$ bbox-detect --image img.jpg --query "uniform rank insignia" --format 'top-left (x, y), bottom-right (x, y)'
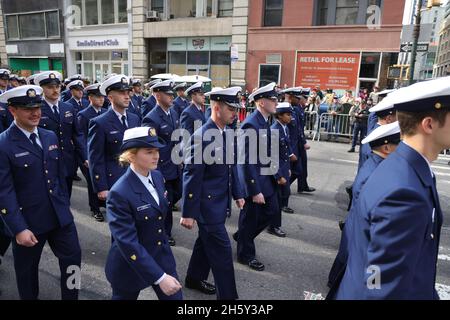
top-left (110, 131), bottom-right (119, 134)
top-left (15, 152), bottom-right (30, 158)
top-left (64, 112), bottom-right (73, 118)
top-left (137, 204), bottom-right (152, 212)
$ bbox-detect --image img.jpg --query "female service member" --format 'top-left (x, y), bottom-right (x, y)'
top-left (105, 126), bottom-right (183, 300)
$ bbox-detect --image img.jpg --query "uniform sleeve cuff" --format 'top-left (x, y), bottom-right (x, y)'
top-left (154, 273), bottom-right (167, 285)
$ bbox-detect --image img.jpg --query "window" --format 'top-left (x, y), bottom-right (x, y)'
top-left (317, 0), bottom-right (328, 25)
top-left (188, 52), bottom-right (209, 65)
top-left (218, 0), bottom-right (233, 17)
top-left (151, 0), bottom-right (164, 13)
top-left (316, 0), bottom-right (382, 26)
top-left (118, 0), bottom-right (128, 23)
top-left (6, 10), bottom-right (60, 40)
top-left (6, 15), bottom-right (19, 39)
top-left (207, 0), bottom-right (213, 17)
top-left (102, 0), bottom-right (115, 24)
top-left (46, 11), bottom-right (60, 37)
top-left (211, 51), bottom-right (230, 65)
top-left (171, 0), bottom-right (196, 19)
top-left (335, 0), bottom-right (359, 25)
top-left (72, 0), bottom-right (127, 25)
top-left (360, 52), bottom-right (380, 79)
top-left (259, 64), bottom-right (281, 87)
top-left (19, 13), bottom-right (46, 39)
top-left (264, 0), bottom-right (283, 27)
top-left (85, 0), bottom-right (99, 25)
top-left (169, 52), bottom-right (187, 64)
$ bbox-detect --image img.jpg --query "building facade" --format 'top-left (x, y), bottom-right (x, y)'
top-left (246, 0), bottom-right (406, 94)
top-left (0, 1), bottom-right (7, 66)
top-left (433, 1), bottom-right (450, 78)
top-left (64, 0), bottom-right (130, 82)
top-left (1, 0), bottom-right (66, 76)
top-left (131, 0), bottom-right (249, 87)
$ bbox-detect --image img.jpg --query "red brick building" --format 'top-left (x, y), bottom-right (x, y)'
top-left (246, 0), bottom-right (406, 94)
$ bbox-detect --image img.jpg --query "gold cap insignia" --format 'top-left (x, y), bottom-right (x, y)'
top-left (49, 73), bottom-right (56, 79)
top-left (27, 89), bottom-right (36, 98)
top-left (148, 128), bottom-right (157, 137)
top-left (130, 254), bottom-right (137, 261)
top-left (435, 103), bottom-right (442, 109)
top-left (121, 77), bottom-right (128, 84)
top-left (1, 209), bottom-right (6, 215)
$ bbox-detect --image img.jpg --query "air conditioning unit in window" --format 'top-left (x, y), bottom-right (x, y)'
top-left (146, 10), bottom-right (160, 21)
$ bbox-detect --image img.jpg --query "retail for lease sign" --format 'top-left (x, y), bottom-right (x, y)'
top-left (295, 52), bottom-right (361, 91)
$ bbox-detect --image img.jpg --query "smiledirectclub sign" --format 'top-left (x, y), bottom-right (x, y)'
top-left (76, 39), bottom-right (120, 47)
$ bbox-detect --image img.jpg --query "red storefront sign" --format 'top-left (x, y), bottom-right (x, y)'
top-left (295, 52), bottom-right (361, 91)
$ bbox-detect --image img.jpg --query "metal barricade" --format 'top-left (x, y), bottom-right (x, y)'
top-left (314, 113), bottom-right (353, 141)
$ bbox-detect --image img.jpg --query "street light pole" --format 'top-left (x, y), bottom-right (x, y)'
top-left (409, 0), bottom-right (423, 85)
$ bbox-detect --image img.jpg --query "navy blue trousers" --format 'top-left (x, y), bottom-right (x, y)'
top-left (164, 178), bottom-right (182, 238)
top-left (11, 222), bottom-right (81, 300)
top-left (80, 165), bottom-right (105, 212)
top-left (270, 184), bottom-right (290, 229)
top-left (186, 223), bottom-right (238, 300)
top-left (237, 193), bottom-right (278, 263)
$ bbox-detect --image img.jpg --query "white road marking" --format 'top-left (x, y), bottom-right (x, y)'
top-left (438, 254), bottom-right (450, 262)
top-left (436, 283), bottom-right (450, 300)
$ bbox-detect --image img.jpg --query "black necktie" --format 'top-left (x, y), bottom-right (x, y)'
top-left (121, 115), bottom-right (128, 129)
top-left (148, 178), bottom-right (156, 188)
top-left (30, 133), bottom-right (43, 154)
top-left (53, 105), bottom-right (60, 119)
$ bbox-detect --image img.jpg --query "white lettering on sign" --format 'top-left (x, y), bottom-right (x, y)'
top-left (76, 39), bottom-right (120, 48)
top-left (299, 56), bottom-right (357, 64)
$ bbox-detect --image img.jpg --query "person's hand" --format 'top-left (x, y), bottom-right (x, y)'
top-left (252, 193), bottom-right (265, 204)
top-left (159, 275), bottom-right (182, 296)
top-left (235, 199), bottom-right (245, 209)
top-left (305, 144), bottom-right (311, 151)
top-left (180, 218), bottom-right (196, 230)
top-left (16, 229), bottom-right (38, 247)
top-left (98, 190), bottom-right (108, 201)
top-left (278, 177), bottom-right (287, 185)
top-left (290, 155), bottom-right (298, 162)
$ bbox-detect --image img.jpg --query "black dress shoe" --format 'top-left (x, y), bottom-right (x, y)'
top-left (238, 258), bottom-right (265, 271)
top-left (168, 237), bottom-right (176, 246)
top-left (185, 277), bottom-right (216, 295)
top-left (282, 207), bottom-right (294, 214)
top-left (347, 148), bottom-right (355, 153)
top-left (232, 232), bottom-right (238, 242)
top-left (338, 220), bottom-right (345, 231)
top-left (302, 187), bottom-right (316, 193)
top-left (73, 175), bottom-right (82, 182)
top-left (267, 227), bottom-right (286, 238)
top-left (92, 211), bottom-right (104, 222)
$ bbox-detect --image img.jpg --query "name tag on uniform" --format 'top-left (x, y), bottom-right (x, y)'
top-left (64, 112), bottom-right (73, 118)
top-left (41, 116), bottom-right (49, 120)
top-left (137, 204), bottom-right (152, 212)
top-left (109, 131), bottom-right (119, 134)
top-left (15, 152), bottom-right (30, 158)
top-left (49, 145), bottom-right (58, 151)
top-left (161, 125), bottom-right (168, 129)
